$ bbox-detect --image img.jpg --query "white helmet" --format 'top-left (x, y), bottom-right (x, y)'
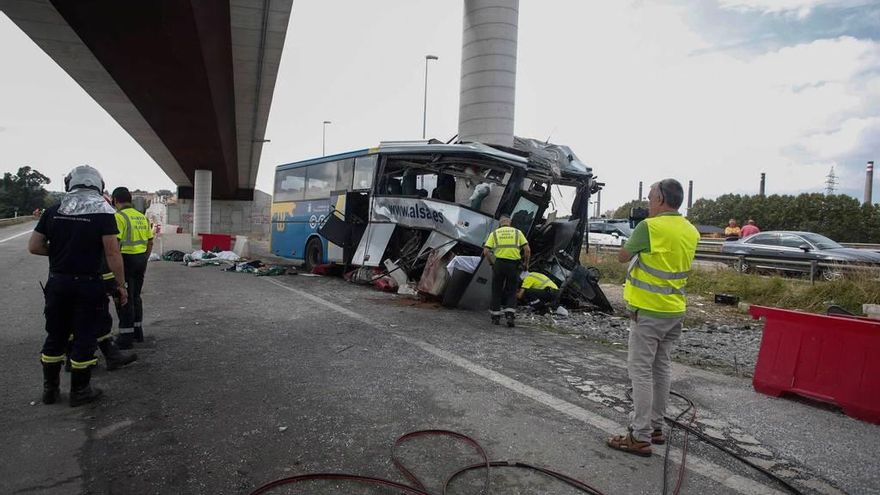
top-left (64, 165), bottom-right (104, 192)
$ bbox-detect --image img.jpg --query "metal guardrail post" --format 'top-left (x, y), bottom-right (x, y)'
top-left (810, 260), bottom-right (818, 284)
top-left (737, 255), bottom-right (745, 273)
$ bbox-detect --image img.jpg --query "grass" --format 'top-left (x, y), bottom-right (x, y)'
top-left (581, 252), bottom-right (880, 314)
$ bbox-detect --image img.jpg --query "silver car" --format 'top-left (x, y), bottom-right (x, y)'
top-left (720, 231), bottom-right (880, 279)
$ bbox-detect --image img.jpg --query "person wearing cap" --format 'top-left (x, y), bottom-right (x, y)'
top-left (517, 271), bottom-right (559, 315)
top-left (483, 214), bottom-right (530, 327)
top-left (111, 187), bottom-right (154, 349)
top-left (28, 165), bottom-right (128, 407)
top-left (606, 179), bottom-right (699, 457)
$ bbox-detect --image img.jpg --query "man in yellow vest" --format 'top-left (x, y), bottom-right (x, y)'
top-left (483, 214), bottom-right (530, 327)
top-left (112, 187), bottom-right (154, 349)
top-left (607, 179), bottom-right (699, 458)
top-left (517, 271), bottom-right (559, 315)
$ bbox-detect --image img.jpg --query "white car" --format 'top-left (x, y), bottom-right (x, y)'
top-left (588, 220), bottom-right (632, 247)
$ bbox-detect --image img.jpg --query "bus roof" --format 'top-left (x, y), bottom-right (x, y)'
top-left (274, 139), bottom-right (592, 183)
top-left (276, 148), bottom-right (373, 171)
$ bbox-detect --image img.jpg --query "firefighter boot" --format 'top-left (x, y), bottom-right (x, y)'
top-left (69, 368), bottom-right (103, 407)
top-left (115, 332), bottom-right (134, 350)
top-left (491, 315), bottom-right (501, 325)
top-left (42, 362), bottom-right (62, 405)
top-left (506, 312), bottom-right (516, 328)
top-left (133, 325), bottom-right (144, 343)
top-left (99, 339), bottom-right (138, 371)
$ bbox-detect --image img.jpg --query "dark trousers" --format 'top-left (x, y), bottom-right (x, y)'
top-left (41, 275), bottom-right (105, 368)
top-left (116, 253), bottom-right (148, 333)
top-left (98, 296), bottom-right (114, 341)
top-left (491, 259), bottom-right (520, 313)
top-left (522, 288), bottom-right (560, 314)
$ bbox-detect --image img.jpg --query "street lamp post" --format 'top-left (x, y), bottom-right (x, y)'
top-left (322, 120), bottom-right (332, 156)
top-left (422, 55), bottom-right (439, 139)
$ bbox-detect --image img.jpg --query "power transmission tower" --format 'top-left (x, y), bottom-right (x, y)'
top-left (825, 166), bottom-right (838, 195)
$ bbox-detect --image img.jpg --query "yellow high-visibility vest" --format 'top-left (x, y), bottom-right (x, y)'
top-left (521, 272), bottom-right (558, 291)
top-left (623, 215), bottom-right (699, 314)
top-left (116, 207), bottom-right (153, 255)
top-left (485, 226), bottom-right (527, 260)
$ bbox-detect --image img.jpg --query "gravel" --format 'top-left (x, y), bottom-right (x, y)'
top-left (530, 310), bottom-right (764, 377)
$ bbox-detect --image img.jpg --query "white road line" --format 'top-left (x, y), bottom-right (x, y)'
top-left (265, 278), bottom-right (785, 495)
top-left (0, 229), bottom-right (32, 244)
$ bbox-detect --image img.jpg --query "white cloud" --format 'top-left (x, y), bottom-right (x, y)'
top-left (718, 0), bottom-right (872, 18)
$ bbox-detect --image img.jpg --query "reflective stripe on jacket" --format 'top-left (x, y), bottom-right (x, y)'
top-left (485, 226), bottom-right (527, 260)
top-left (623, 215), bottom-right (700, 314)
top-left (116, 207), bottom-right (153, 255)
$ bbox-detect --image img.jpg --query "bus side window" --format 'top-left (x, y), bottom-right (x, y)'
top-left (275, 167), bottom-right (305, 202)
top-left (336, 159), bottom-right (354, 192)
top-left (353, 155), bottom-right (377, 191)
top-left (305, 161), bottom-right (337, 200)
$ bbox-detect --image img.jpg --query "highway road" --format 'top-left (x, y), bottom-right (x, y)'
top-left (0, 221), bottom-right (873, 495)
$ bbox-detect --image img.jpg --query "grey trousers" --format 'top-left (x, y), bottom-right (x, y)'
top-left (627, 313), bottom-right (683, 442)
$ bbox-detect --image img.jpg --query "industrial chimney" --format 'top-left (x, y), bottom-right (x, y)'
top-left (458, 0), bottom-right (519, 146)
top-left (687, 180), bottom-right (693, 210)
top-left (865, 161), bottom-right (874, 205)
top-left (759, 172), bottom-right (766, 197)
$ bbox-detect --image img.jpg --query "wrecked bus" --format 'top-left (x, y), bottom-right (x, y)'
top-left (271, 138), bottom-right (612, 312)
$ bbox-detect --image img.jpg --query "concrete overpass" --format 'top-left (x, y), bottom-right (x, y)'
top-left (1, 0), bottom-right (292, 232)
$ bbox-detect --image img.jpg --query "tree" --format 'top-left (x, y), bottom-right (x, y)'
top-left (686, 192), bottom-right (877, 243)
top-left (0, 166), bottom-right (51, 217)
top-left (612, 200), bottom-right (647, 219)
top-left (155, 189), bottom-right (174, 198)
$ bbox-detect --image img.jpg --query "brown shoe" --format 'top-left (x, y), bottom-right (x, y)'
top-left (607, 432), bottom-right (652, 457)
top-left (651, 429), bottom-right (666, 445)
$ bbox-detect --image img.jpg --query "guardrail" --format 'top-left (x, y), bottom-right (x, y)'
top-left (697, 238), bottom-right (880, 251)
top-left (585, 242), bottom-right (880, 283)
top-left (0, 217), bottom-right (33, 228)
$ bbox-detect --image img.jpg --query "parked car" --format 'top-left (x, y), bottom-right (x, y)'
top-left (588, 220), bottom-right (632, 247)
top-left (720, 231), bottom-right (880, 279)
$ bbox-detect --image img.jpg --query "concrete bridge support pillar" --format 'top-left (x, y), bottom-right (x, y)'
top-left (458, 0), bottom-right (519, 147)
top-left (193, 169), bottom-right (212, 235)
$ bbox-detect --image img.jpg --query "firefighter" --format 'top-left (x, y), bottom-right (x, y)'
top-left (29, 165), bottom-right (128, 407)
top-left (111, 187), bottom-right (154, 349)
top-left (483, 214), bottom-right (531, 327)
top-left (517, 271), bottom-right (559, 315)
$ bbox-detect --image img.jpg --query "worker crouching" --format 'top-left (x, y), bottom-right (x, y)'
top-left (517, 271), bottom-right (559, 315)
top-left (483, 214), bottom-right (531, 327)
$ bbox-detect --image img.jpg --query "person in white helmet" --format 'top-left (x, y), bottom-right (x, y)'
top-left (28, 165), bottom-right (128, 407)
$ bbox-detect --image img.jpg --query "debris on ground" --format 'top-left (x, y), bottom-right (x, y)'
top-left (160, 249), bottom-right (293, 276)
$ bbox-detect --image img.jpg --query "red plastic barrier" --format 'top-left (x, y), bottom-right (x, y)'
top-left (750, 305), bottom-right (880, 424)
top-left (200, 233), bottom-right (234, 252)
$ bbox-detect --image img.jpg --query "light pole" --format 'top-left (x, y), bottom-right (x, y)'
top-left (422, 55), bottom-right (439, 139)
top-left (322, 120), bottom-right (332, 156)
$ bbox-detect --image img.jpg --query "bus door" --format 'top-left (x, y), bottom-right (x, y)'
top-left (318, 190), bottom-right (370, 265)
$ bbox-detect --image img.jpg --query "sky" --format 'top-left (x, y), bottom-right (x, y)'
top-left (1, 0), bottom-right (879, 215)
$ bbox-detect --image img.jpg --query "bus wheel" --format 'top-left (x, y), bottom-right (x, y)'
top-left (304, 238), bottom-right (323, 273)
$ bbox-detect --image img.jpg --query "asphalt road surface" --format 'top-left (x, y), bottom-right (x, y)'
top-left (1, 221), bottom-right (876, 495)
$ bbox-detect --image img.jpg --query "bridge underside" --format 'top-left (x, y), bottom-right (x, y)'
top-left (2, 0), bottom-right (291, 200)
